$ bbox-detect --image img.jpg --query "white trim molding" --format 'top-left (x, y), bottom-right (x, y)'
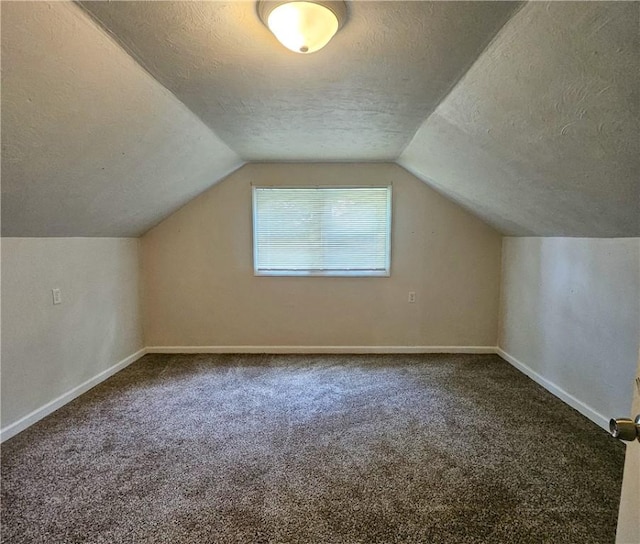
top-left (145, 345), bottom-right (497, 355)
top-left (0, 348), bottom-right (147, 443)
top-left (496, 347), bottom-right (609, 431)
top-left (2, 346), bottom-right (609, 442)
top-left (0, 345), bottom-right (494, 441)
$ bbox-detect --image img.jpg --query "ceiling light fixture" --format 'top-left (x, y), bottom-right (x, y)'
top-left (257, 1), bottom-right (347, 54)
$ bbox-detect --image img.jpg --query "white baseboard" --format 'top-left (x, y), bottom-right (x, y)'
top-left (0, 348), bottom-right (147, 443)
top-left (495, 347), bottom-right (609, 431)
top-left (0, 345), bottom-right (494, 441)
top-left (3, 346), bottom-right (607, 441)
top-left (145, 345), bottom-right (498, 354)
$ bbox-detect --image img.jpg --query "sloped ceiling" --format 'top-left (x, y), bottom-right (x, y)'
top-left (2, 1), bottom-right (638, 238)
top-left (79, 1), bottom-right (519, 161)
top-left (399, 1), bottom-right (640, 237)
top-left (1, 1), bottom-right (242, 237)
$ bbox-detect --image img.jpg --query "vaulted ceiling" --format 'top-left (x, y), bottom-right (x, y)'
top-left (2, 1), bottom-right (638, 237)
top-left (400, 1), bottom-right (639, 236)
top-left (77, 0), bottom-right (519, 161)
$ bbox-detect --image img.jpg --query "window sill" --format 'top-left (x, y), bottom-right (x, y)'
top-left (254, 270), bottom-right (390, 277)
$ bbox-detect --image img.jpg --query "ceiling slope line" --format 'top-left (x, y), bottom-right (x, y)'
top-left (398, 1), bottom-right (640, 237)
top-left (395, 1), bottom-right (527, 160)
top-left (2, 1), bottom-right (245, 237)
top-left (138, 161), bottom-right (246, 238)
top-left (77, 1), bottom-right (527, 162)
top-left (393, 164), bottom-right (516, 236)
top-left (73, 0), bottom-right (243, 162)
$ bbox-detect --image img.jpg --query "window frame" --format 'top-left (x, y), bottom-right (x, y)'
top-left (252, 185), bottom-right (392, 277)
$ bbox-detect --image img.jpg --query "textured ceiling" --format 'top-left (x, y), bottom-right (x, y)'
top-left (79, 1), bottom-right (520, 161)
top-left (1, 2), bottom-right (243, 236)
top-left (400, 1), bottom-right (640, 237)
top-left (2, 1), bottom-right (638, 238)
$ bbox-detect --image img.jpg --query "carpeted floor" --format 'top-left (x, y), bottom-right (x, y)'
top-left (1, 353), bottom-right (626, 543)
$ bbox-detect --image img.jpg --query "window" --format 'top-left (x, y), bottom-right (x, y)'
top-left (253, 186), bottom-right (392, 276)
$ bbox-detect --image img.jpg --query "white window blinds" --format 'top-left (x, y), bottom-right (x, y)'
top-left (253, 186), bottom-right (392, 276)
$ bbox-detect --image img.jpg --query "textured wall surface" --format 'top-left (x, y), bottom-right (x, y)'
top-left (141, 163), bottom-right (502, 348)
top-left (499, 237), bottom-right (640, 422)
top-left (1, 2), bottom-right (242, 237)
top-left (1, 238), bottom-right (143, 429)
top-left (80, 1), bottom-right (519, 161)
top-left (401, 1), bottom-right (640, 237)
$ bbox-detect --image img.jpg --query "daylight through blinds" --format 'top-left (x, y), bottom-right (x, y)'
top-left (253, 187), bottom-right (391, 275)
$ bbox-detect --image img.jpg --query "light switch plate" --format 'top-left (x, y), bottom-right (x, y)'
top-left (52, 288), bottom-right (62, 305)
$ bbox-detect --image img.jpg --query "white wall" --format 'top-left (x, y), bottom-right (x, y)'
top-left (499, 237), bottom-right (640, 428)
top-left (141, 163), bottom-right (502, 350)
top-left (1, 238), bottom-right (144, 438)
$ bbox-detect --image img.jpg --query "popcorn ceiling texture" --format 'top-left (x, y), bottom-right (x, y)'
top-left (400, 1), bottom-right (640, 237)
top-left (0, 2), bottom-right (242, 237)
top-left (1, 1), bottom-right (637, 237)
top-left (79, 1), bottom-right (520, 162)
top-left (1, 353), bottom-right (625, 543)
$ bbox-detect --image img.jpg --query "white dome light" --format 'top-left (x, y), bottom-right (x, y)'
top-left (258, 1), bottom-right (347, 54)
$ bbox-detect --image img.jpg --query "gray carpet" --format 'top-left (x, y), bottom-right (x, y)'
top-left (1, 354), bottom-right (626, 543)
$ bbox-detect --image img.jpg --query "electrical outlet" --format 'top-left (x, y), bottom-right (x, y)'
top-left (408, 291), bottom-right (416, 303)
top-left (52, 288), bottom-right (62, 305)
